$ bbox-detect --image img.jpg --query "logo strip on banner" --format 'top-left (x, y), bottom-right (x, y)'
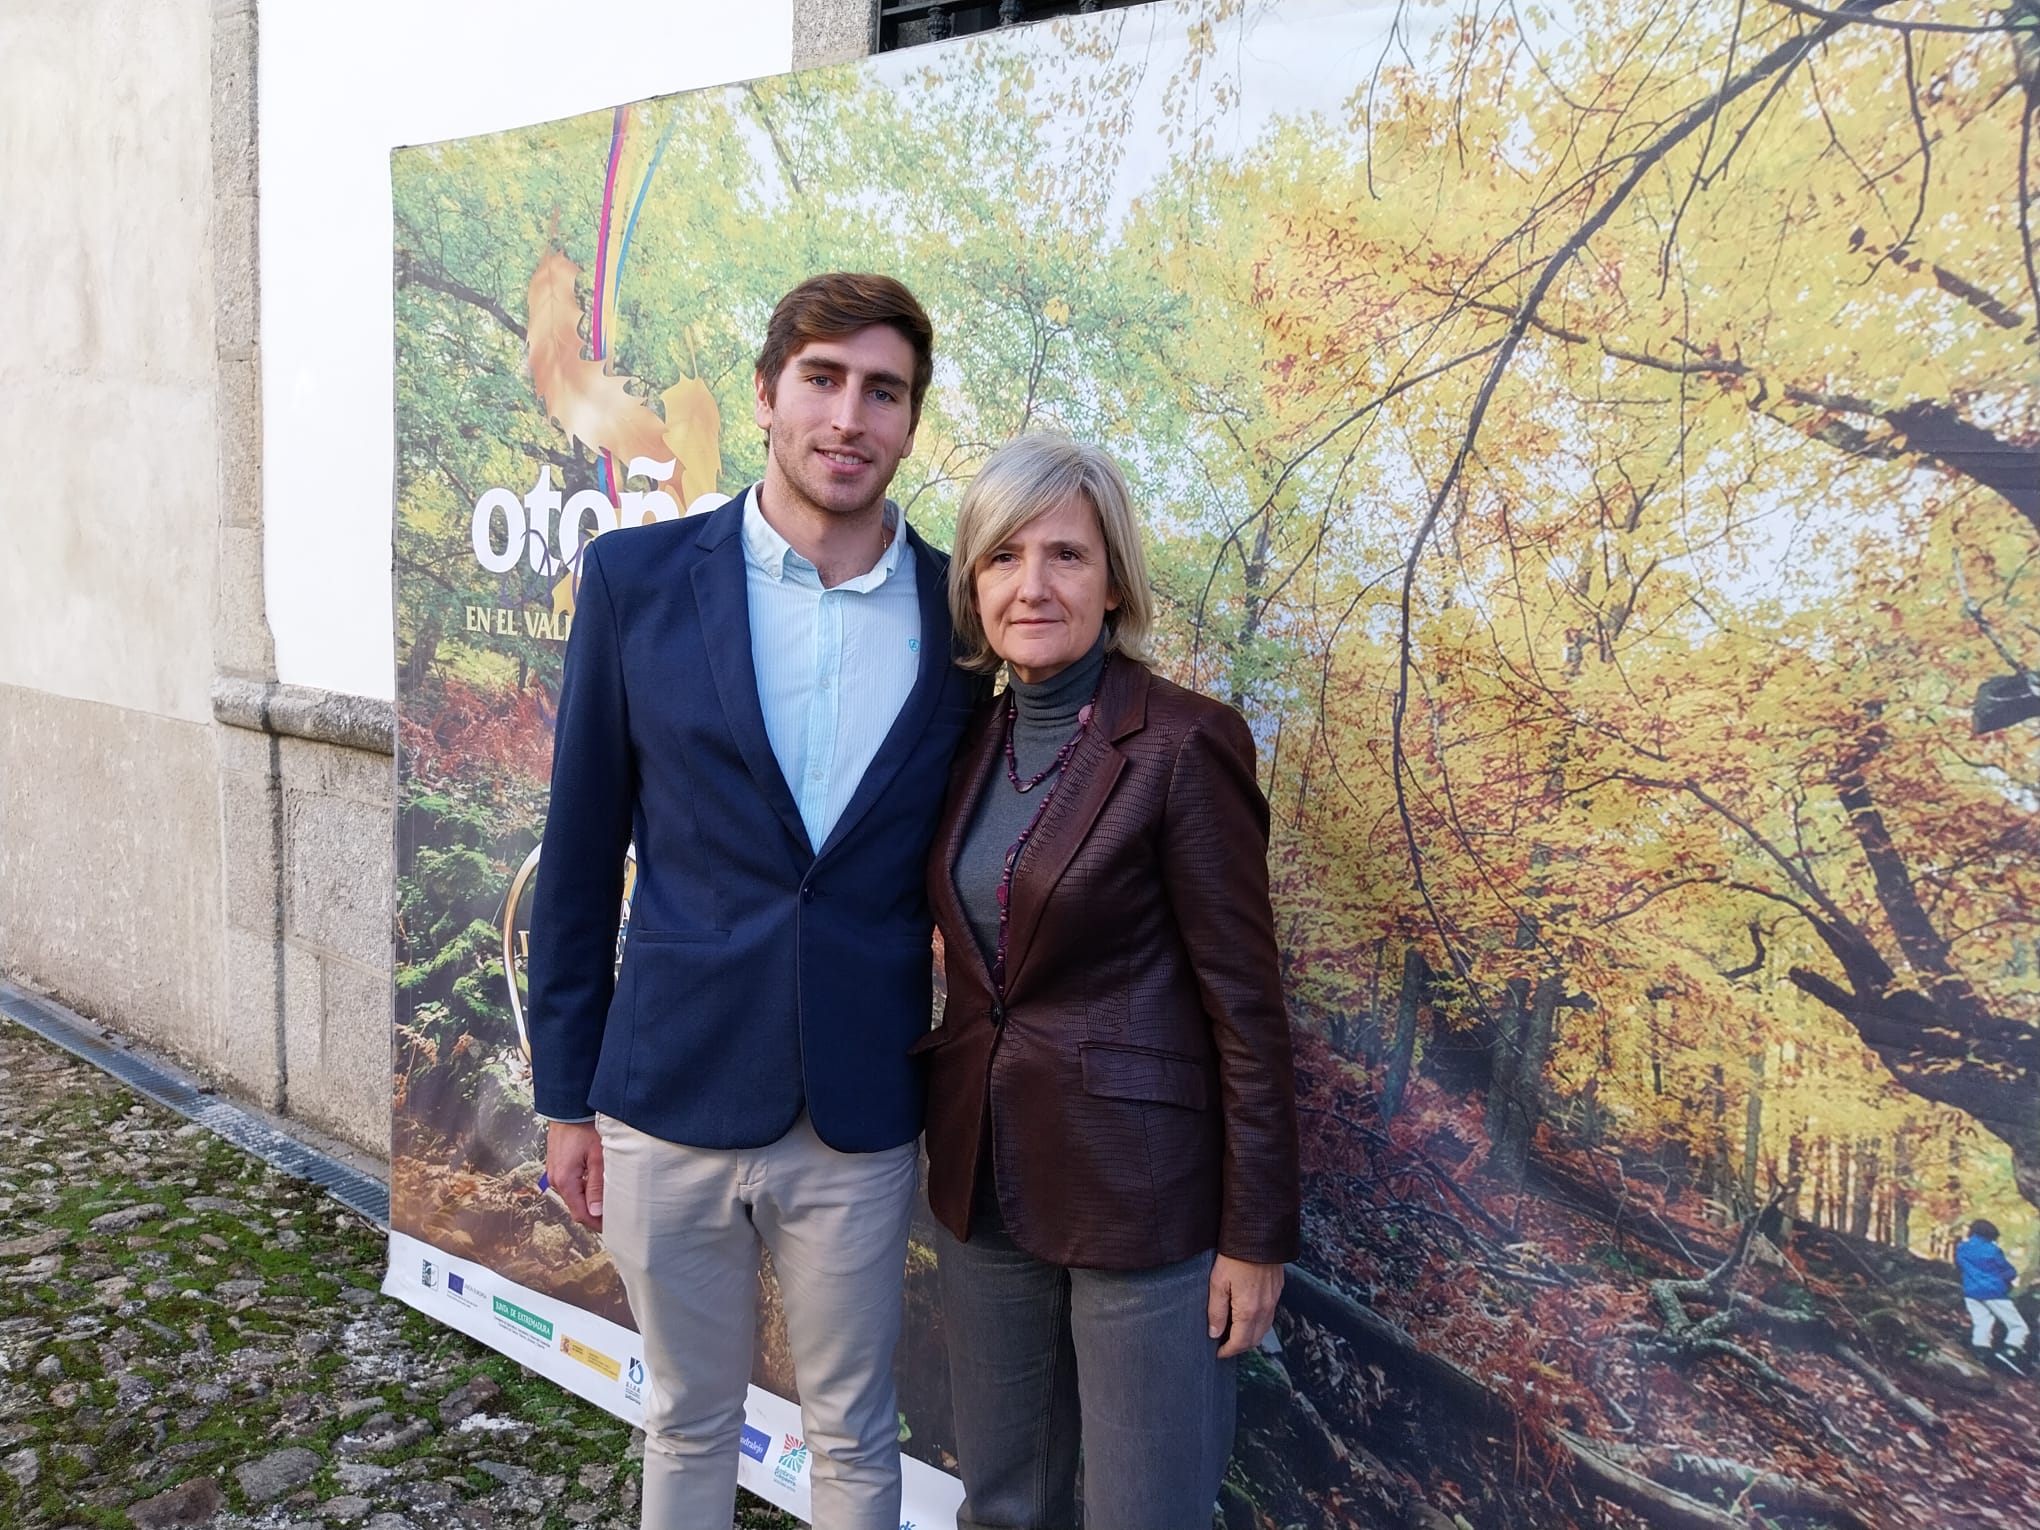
top-left (492, 1295), bottom-right (554, 1342)
top-left (561, 1334), bottom-right (621, 1381)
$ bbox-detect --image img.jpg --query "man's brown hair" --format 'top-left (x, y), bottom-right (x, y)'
top-left (755, 273), bottom-right (935, 425)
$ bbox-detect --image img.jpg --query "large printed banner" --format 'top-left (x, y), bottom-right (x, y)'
top-left (389, 2), bottom-right (2040, 1524)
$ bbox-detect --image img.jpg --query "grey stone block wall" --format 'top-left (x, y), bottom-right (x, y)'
top-left (212, 713), bottom-right (284, 1107)
top-left (211, 0), bottom-right (272, 685)
top-left (792, 0), bottom-right (876, 68)
top-left (0, 686), bottom-right (226, 1065)
top-left (199, 2), bottom-right (397, 1157)
top-left (0, 678), bottom-right (398, 1160)
top-left (212, 686), bottom-right (396, 1155)
top-left (280, 734), bottom-right (395, 1151)
top-left (205, 0), bottom-right (294, 1130)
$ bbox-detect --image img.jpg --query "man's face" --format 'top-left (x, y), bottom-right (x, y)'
top-left (754, 325), bottom-right (919, 521)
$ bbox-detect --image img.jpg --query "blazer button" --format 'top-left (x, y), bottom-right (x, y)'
top-left (802, 886), bottom-right (816, 903)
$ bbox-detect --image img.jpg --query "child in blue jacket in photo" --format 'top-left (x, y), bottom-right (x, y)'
top-left (1957, 1218), bottom-right (2030, 1375)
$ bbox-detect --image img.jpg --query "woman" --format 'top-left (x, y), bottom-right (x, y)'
top-left (913, 433), bottom-right (1300, 1529)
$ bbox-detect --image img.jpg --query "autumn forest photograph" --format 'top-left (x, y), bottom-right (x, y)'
top-left (390, 1), bottom-right (2040, 1524)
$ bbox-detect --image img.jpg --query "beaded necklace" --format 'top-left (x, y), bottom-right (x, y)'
top-left (989, 693), bottom-right (1096, 996)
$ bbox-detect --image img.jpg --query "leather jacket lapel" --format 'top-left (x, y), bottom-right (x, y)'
top-left (1001, 728), bottom-right (1125, 996)
top-left (1001, 656), bottom-right (1149, 994)
top-left (932, 699), bottom-right (1006, 996)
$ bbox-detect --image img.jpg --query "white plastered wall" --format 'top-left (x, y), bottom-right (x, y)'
top-left (260, 3), bottom-right (797, 701)
top-left (0, 0), bottom-right (220, 722)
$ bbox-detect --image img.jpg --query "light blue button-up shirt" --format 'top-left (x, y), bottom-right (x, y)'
top-left (741, 485), bottom-right (922, 851)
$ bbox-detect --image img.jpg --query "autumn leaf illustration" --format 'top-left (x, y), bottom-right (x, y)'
top-left (525, 250), bottom-right (721, 507)
top-left (660, 376), bottom-right (721, 509)
top-left (525, 250), bottom-right (726, 623)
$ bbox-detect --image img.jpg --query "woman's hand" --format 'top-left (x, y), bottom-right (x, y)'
top-left (1207, 1255), bottom-right (1284, 1358)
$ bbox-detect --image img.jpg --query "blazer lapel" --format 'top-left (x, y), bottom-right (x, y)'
top-left (689, 496), bottom-right (813, 861)
top-left (1000, 657), bottom-right (1148, 994)
top-left (817, 523), bottom-right (954, 859)
top-left (932, 700), bottom-right (1007, 995)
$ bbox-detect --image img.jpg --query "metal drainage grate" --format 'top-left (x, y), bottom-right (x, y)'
top-left (0, 978), bottom-right (389, 1227)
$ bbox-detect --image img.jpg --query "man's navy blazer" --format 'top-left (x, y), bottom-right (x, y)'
top-left (526, 491), bottom-right (981, 1153)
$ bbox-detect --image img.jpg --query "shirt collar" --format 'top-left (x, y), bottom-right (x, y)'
top-left (741, 484), bottom-right (907, 590)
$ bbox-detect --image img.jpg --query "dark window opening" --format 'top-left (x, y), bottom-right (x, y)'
top-left (878, 2), bottom-right (1143, 53)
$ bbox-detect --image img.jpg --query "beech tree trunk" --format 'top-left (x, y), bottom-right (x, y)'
top-left (1741, 1051), bottom-right (1764, 1216)
top-left (1487, 971), bottom-right (1563, 1185)
top-left (1893, 1132), bottom-right (1914, 1251)
top-left (1382, 946), bottom-right (1427, 1122)
top-left (1850, 1138), bottom-right (1879, 1240)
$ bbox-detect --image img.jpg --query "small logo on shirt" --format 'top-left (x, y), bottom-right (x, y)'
top-left (908, 638), bottom-right (921, 652)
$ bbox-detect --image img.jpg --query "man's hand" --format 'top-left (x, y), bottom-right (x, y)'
top-left (1208, 1254), bottom-right (1284, 1358)
top-left (546, 1121), bottom-right (605, 1232)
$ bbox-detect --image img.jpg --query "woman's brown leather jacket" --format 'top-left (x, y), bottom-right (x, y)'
top-left (914, 655), bottom-right (1301, 1271)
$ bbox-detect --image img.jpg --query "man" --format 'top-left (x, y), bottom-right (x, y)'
top-left (528, 273), bottom-right (979, 1530)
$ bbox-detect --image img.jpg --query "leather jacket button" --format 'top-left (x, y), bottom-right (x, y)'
top-left (990, 1003), bottom-right (1005, 1025)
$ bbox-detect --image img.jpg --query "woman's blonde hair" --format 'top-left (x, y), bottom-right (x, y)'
top-left (948, 433), bottom-right (1156, 674)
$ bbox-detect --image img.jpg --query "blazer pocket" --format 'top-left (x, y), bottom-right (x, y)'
top-left (1079, 1042), bottom-right (1210, 1111)
top-left (626, 926), bottom-right (730, 945)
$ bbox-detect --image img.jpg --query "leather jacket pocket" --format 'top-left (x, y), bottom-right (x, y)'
top-left (1078, 1041), bottom-right (1210, 1111)
top-left (908, 1023), bottom-right (964, 1056)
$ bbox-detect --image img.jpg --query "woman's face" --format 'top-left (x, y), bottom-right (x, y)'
top-left (974, 493), bottom-right (1121, 685)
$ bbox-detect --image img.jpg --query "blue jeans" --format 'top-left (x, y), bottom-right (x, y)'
top-left (934, 1221), bottom-right (1236, 1530)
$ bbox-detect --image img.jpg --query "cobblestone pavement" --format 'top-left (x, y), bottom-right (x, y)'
top-left (0, 1019), bottom-right (797, 1530)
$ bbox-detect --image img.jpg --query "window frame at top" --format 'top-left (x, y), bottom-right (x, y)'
top-left (875, 1), bottom-right (1139, 53)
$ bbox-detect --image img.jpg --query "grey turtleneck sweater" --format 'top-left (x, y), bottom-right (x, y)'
top-left (954, 632), bottom-right (1109, 974)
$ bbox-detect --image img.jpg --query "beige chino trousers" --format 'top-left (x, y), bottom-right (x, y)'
top-left (597, 1112), bottom-right (918, 1530)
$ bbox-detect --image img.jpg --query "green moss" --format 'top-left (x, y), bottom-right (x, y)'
top-left (0, 1026), bottom-right (802, 1529)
